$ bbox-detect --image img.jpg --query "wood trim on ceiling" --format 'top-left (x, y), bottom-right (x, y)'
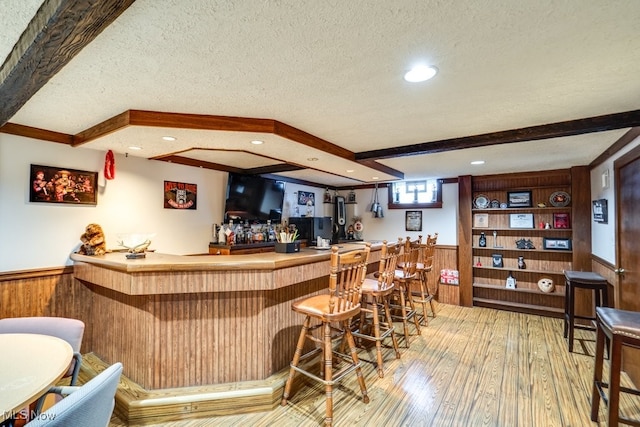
top-left (69, 109), bottom-right (403, 178)
top-left (0, 0), bottom-right (136, 127)
top-left (355, 110), bottom-right (640, 161)
top-left (0, 123), bottom-right (73, 144)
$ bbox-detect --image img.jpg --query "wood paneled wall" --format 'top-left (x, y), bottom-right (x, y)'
top-left (0, 268), bottom-right (94, 350)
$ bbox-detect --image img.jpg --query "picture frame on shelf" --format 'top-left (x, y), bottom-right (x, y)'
top-left (553, 212), bottom-right (570, 229)
top-left (509, 213), bottom-right (534, 229)
top-left (473, 213), bottom-right (489, 228)
top-left (507, 190), bottom-right (532, 208)
top-left (492, 253), bottom-right (503, 268)
top-left (543, 237), bottom-right (572, 251)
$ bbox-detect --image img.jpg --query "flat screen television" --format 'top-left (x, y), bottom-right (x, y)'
top-left (224, 173), bottom-right (285, 222)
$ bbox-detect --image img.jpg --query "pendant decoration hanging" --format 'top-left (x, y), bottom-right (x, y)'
top-left (104, 150), bottom-right (116, 180)
top-left (371, 184), bottom-right (383, 218)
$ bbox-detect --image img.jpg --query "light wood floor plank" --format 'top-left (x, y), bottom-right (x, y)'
top-left (109, 304), bottom-right (640, 426)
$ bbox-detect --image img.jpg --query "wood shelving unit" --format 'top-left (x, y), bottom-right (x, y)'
top-left (458, 167), bottom-right (591, 318)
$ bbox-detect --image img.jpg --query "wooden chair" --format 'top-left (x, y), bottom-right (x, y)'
top-left (351, 240), bottom-right (401, 377)
top-left (390, 237), bottom-right (421, 346)
top-left (410, 233), bottom-right (439, 325)
top-left (281, 243), bottom-right (371, 427)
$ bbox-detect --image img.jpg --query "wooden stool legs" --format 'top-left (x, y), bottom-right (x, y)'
top-left (281, 316), bottom-right (369, 427)
top-left (591, 307), bottom-right (640, 426)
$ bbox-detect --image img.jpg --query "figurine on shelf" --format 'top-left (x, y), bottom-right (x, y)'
top-left (323, 188), bottom-right (332, 203)
top-left (346, 224), bottom-right (355, 240)
top-left (518, 256), bottom-right (526, 269)
top-left (506, 272), bottom-right (517, 289)
top-left (475, 257), bottom-right (482, 267)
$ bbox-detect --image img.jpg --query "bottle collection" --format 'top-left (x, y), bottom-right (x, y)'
top-left (212, 220), bottom-right (280, 245)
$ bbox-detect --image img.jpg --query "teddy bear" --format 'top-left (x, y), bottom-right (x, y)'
top-left (77, 223), bottom-right (107, 256)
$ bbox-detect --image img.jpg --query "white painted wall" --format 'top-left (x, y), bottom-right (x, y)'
top-left (590, 134), bottom-right (640, 264)
top-left (0, 134), bottom-right (226, 271)
top-left (4, 130), bottom-right (630, 273)
top-left (281, 184), bottom-right (458, 245)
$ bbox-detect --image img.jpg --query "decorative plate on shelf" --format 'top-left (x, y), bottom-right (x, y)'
top-left (490, 199), bottom-right (500, 208)
top-left (549, 191), bottom-right (571, 207)
top-left (473, 194), bottom-right (490, 209)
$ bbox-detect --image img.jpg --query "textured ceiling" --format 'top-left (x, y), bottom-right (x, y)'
top-left (2, 0), bottom-right (640, 185)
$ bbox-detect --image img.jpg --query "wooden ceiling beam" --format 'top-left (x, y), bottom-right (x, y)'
top-left (0, 0), bottom-right (136, 127)
top-left (355, 110), bottom-right (640, 161)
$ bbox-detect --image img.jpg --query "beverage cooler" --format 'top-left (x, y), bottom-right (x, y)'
top-left (288, 217), bottom-right (332, 244)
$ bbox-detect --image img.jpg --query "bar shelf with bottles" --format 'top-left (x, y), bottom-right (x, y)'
top-left (209, 220), bottom-right (281, 255)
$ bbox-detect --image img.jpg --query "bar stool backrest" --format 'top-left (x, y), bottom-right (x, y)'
top-left (422, 233), bottom-right (438, 272)
top-left (329, 243), bottom-right (371, 314)
top-left (376, 241), bottom-right (401, 292)
top-left (400, 236), bottom-right (420, 279)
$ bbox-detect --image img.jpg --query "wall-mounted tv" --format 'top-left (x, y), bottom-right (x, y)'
top-left (224, 173), bottom-right (285, 223)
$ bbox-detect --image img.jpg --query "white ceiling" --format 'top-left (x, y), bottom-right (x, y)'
top-left (2, 0), bottom-right (640, 186)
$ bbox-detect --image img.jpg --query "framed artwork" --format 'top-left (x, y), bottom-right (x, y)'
top-left (405, 210), bottom-right (422, 231)
top-left (507, 190), bottom-right (532, 208)
top-left (29, 164), bottom-right (97, 205)
top-left (492, 253), bottom-right (503, 268)
top-left (592, 199), bottom-right (608, 224)
top-left (473, 213), bottom-right (489, 228)
top-left (297, 191), bottom-right (315, 206)
top-left (553, 212), bottom-right (571, 229)
top-left (509, 213), bottom-right (534, 229)
top-left (164, 181), bottom-right (197, 209)
top-left (543, 237), bottom-right (572, 251)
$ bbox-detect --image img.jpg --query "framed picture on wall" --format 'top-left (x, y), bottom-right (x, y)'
top-left (405, 210), bottom-right (422, 231)
top-left (29, 164), bottom-right (97, 205)
top-left (297, 191), bottom-right (315, 206)
top-left (592, 199), bottom-right (608, 224)
top-left (164, 181), bottom-right (197, 209)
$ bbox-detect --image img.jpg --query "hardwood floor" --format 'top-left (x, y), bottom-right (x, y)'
top-left (109, 304), bottom-right (640, 426)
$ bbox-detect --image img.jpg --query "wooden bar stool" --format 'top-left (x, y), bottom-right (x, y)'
top-left (411, 233), bottom-right (438, 325)
top-left (281, 243), bottom-right (371, 427)
top-left (563, 270), bottom-right (609, 352)
top-left (591, 307), bottom-right (640, 426)
top-left (390, 236), bottom-right (421, 346)
top-left (352, 240), bottom-right (401, 377)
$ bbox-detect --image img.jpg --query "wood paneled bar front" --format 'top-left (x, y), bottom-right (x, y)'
top-left (70, 242), bottom-right (381, 424)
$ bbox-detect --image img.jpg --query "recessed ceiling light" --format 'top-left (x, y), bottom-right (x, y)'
top-left (404, 65), bottom-right (438, 83)
top-left (372, 176), bottom-right (379, 180)
top-left (346, 169), bottom-right (354, 173)
top-left (251, 140), bottom-right (264, 145)
top-left (128, 146), bottom-right (142, 150)
top-left (162, 136), bottom-right (176, 141)
top-left (307, 157), bottom-right (318, 161)
top-left (471, 160), bottom-right (485, 165)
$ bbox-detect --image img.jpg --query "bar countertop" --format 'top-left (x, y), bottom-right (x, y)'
top-left (70, 241), bottom-right (380, 272)
top-left (70, 241), bottom-right (382, 295)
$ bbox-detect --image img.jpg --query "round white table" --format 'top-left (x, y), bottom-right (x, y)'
top-left (0, 333), bottom-right (73, 422)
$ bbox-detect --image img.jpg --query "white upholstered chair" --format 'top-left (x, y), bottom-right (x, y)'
top-left (24, 362), bottom-right (122, 427)
top-left (0, 317), bottom-right (85, 415)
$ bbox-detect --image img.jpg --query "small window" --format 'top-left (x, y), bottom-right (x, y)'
top-left (388, 179), bottom-right (442, 209)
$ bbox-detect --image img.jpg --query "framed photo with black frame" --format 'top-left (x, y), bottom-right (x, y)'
top-left (405, 210), bottom-right (422, 231)
top-left (29, 164), bottom-right (97, 205)
top-left (507, 190), bottom-right (532, 208)
top-left (543, 237), bottom-right (572, 251)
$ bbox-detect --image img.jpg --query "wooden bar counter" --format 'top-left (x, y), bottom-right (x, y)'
top-left (70, 242), bottom-right (380, 424)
